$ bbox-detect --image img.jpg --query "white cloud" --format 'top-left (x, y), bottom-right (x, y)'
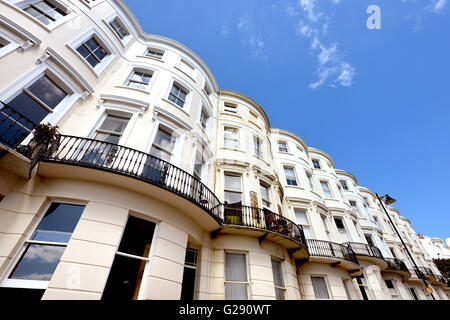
top-left (24, 245), bottom-right (65, 264)
top-left (288, 0), bottom-right (355, 89)
top-left (236, 16), bottom-right (268, 62)
top-left (430, 0), bottom-right (447, 12)
top-left (446, 238), bottom-right (450, 246)
top-left (221, 25), bottom-right (229, 37)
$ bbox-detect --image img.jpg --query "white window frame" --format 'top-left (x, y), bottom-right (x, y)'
top-left (384, 278), bottom-right (400, 300)
top-left (305, 170), bottom-right (315, 191)
top-left (223, 103), bottom-right (238, 114)
top-left (283, 166), bottom-right (298, 186)
top-left (0, 30), bottom-right (20, 58)
top-left (8, 0), bottom-right (77, 31)
top-left (259, 181), bottom-right (271, 208)
top-left (224, 251), bottom-right (250, 300)
top-left (320, 214), bottom-right (332, 241)
top-left (223, 126), bottom-right (240, 149)
top-left (349, 200), bottom-right (361, 216)
top-left (294, 208), bottom-right (313, 239)
top-left (119, 66), bottom-right (156, 93)
top-left (164, 78), bottom-right (192, 113)
top-left (253, 135), bottom-right (263, 158)
top-left (320, 180), bottom-right (333, 199)
top-left (310, 275), bottom-right (332, 300)
top-left (312, 159), bottom-right (322, 169)
top-left (0, 199), bottom-right (86, 289)
top-left (198, 105), bottom-right (211, 136)
top-left (224, 172), bottom-right (243, 205)
top-left (0, 63), bottom-right (82, 145)
top-left (340, 180), bottom-right (349, 191)
top-left (68, 28), bottom-right (115, 76)
top-left (89, 110), bottom-right (133, 144)
top-left (278, 140), bottom-right (289, 153)
top-left (142, 46), bottom-right (166, 61)
top-left (104, 214), bottom-right (159, 300)
top-left (271, 259), bottom-right (286, 300)
top-left (103, 14), bottom-right (132, 47)
top-left (342, 278), bottom-right (354, 300)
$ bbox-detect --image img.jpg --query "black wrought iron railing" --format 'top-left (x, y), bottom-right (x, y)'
top-left (385, 258), bottom-right (410, 273)
top-left (435, 275), bottom-right (448, 285)
top-left (306, 239), bottom-right (359, 265)
top-left (419, 266), bottom-right (435, 278)
top-left (407, 268), bottom-right (425, 280)
top-left (346, 242), bottom-right (384, 259)
top-left (39, 135), bottom-right (223, 223)
top-left (222, 204), bottom-right (307, 248)
top-left (0, 101), bottom-right (37, 149)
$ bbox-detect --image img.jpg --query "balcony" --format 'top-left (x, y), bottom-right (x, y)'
top-left (418, 267), bottom-right (435, 281)
top-left (305, 239), bottom-right (361, 274)
top-left (346, 242), bottom-right (387, 269)
top-left (36, 135), bottom-right (223, 229)
top-left (383, 258), bottom-right (411, 280)
top-left (216, 204), bottom-right (309, 259)
top-left (434, 275), bottom-right (449, 286)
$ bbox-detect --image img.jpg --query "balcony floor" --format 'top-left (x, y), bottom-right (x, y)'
top-left (37, 162), bottom-right (222, 231)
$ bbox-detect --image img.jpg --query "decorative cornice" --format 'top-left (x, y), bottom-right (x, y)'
top-left (111, 0), bottom-right (218, 92)
top-left (0, 15), bottom-right (41, 46)
top-left (335, 169), bottom-right (358, 185)
top-left (308, 147), bottom-right (335, 168)
top-left (99, 94), bottom-right (149, 116)
top-left (270, 128), bottom-right (309, 155)
top-left (153, 105), bottom-right (192, 130)
top-left (41, 48), bottom-right (94, 94)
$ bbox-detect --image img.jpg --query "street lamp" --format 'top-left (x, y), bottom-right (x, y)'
top-left (376, 194), bottom-right (435, 300)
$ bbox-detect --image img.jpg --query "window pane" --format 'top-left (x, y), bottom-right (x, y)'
top-left (85, 37), bottom-right (100, 51)
top-left (180, 267), bottom-right (196, 300)
top-left (271, 260), bottom-right (284, 287)
top-left (260, 184), bottom-right (269, 202)
top-left (99, 115), bottom-right (129, 134)
top-left (102, 254), bottom-right (146, 300)
top-left (149, 146), bottom-right (171, 162)
top-left (9, 244), bottom-right (65, 281)
top-left (224, 191), bottom-right (241, 205)
top-left (93, 132), bottom-right (121, 144)
top-left (6, 91), bottom-right (49, 124)
top-left (225, 283), bottom-right (248, 300)
top-left (27, 75), bottom-right (67, 109)
top-left (311, 277), bottom-right (330, 299)
top-left (294, 209), bottom-right (308, 225)
top-left (31, 203), bottom-right (85, 243)
top-left (154, 129), bottom-right (175, 152)
top-left (118, 216), bottom-right (155, 258)
top-left (225, 253), bottom-right (247, 282)
top-left (225, 175), bottom-right (241, 191)
top-left (92, 46), bottom-right (107, 61)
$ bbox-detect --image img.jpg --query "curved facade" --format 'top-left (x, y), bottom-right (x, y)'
top-left (0, 0), bottom-right (448, 300)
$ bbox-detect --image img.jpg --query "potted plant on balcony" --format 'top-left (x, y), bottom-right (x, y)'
top-left (19, 123), bottom-right (60, 159)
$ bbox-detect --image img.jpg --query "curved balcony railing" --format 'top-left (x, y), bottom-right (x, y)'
top-left (346, 242), bottom-right (384, 260)
top-left (306, 239), bottom-right (359, 265)
top-left (0, 101), bottom-right (37, 149)
top-left (385, 258), bottom-right (410, 273)
top-left (418, 267), bottom-right (435, 278)
top-left (39, 135), bottom-right (223, 223)
top-left (435, 275), bottom-right (448, 285)
top-left (222, 204), bottom-right (307, 249)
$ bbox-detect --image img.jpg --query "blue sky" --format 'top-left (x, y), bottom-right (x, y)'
top-left (123, 0), bottom-right (450, 243)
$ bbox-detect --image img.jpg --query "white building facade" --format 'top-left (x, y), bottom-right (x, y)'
top-left (0, 0), bottom-right (448, 300)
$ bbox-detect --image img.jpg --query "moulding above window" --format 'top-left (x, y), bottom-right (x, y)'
top-left (251, 164), bottom-right (277, 183)
top-left (153, 105), bottom-right (192, 131)
top-left (216, 158), bottom-right (251, 169)
top-left (35, 47), bottom-right (94, 96)
top-left (0, 14), bottom-right (41, 49)
top-left (98, 94), bottom-right (149, 116)
top-left (191, 132), bottom-right (213, 159)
